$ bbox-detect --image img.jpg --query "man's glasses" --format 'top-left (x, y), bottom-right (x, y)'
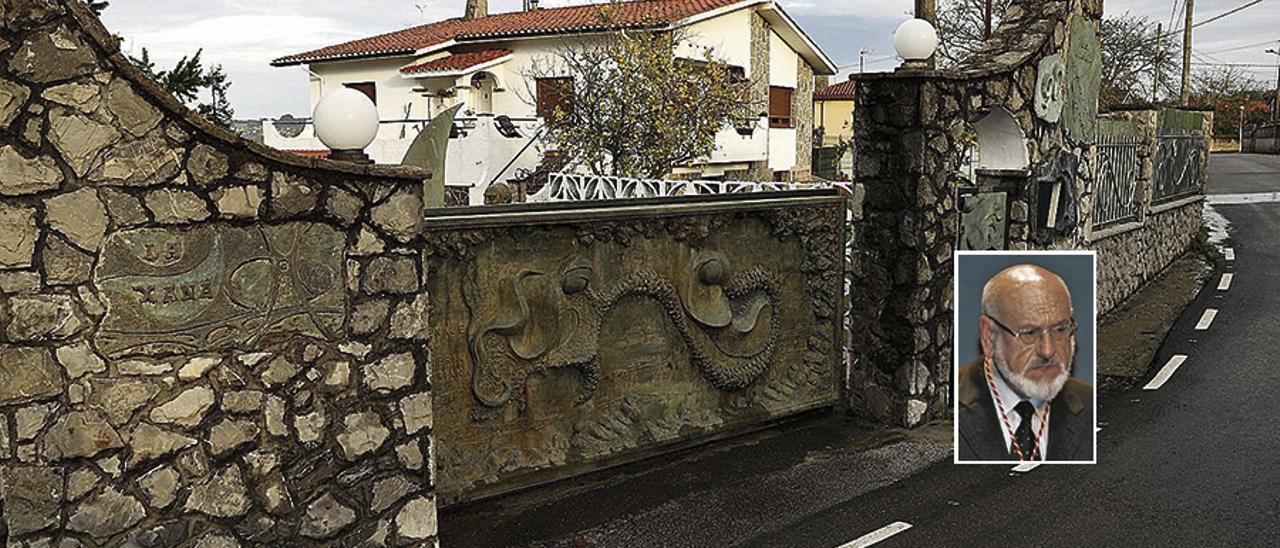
top-left (984, 315), bottom-right (1077, 347)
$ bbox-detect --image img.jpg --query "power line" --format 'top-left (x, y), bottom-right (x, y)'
top-left (1152, 0), bottom-right (1273, 41)
top-left (1204, 38), bottom-right (1280, 55)
top-left (1190, 61), bottom-right (1279, 68)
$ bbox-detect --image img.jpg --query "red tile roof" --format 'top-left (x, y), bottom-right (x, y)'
top-left (273, 0), bottom-right (748, 66)
top-left (400, 49), bottom-right (513, 75)
top-left (815, 80), bottom-right (856, 100)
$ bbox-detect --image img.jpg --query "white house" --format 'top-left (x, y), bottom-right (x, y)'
top-left (268, 0), bottom-right (836, 197)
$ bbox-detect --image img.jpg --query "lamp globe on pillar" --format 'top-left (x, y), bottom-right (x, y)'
top-left (313, 88), bottom-right (379, 164)
top-left (894, 18), bottom-right (938, 71)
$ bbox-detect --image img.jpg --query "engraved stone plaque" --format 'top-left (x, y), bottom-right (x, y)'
top-left (959, 192), bottom-right (1008, 250)
top-left (94, 223), bottom-right (345, 357)
top-left (1035, 54), bottom-right (1065, 124)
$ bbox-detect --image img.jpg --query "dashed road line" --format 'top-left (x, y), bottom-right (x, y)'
top-left (1195, 309), bottom-right (1218, 330)
top-left (837, 522), bottom-right (913, 548)
top-left (1224, 247), bottom-right (1235, 261)
top-left (1144, 355), bottom-right (1188, 390)
top-left (1218, 273), bottom-right (1233, 291)
top-left (1011, 462), bottom-right (1041, 473)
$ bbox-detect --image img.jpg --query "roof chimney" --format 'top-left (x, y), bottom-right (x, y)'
top-left (523, 0), bottom-right (540, 10)
top-left (464, 0), bottom-right (488, 19)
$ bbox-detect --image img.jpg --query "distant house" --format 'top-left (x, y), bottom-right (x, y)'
top-left (815, 78), bottom-right (855, 147)
top-left (813, 79), bottom-right (855, 180)
top-left (267, 0), bottom-right (836, 195)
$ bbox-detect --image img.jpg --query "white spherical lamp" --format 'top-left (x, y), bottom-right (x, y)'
top-left (313, 88), bottom-right (379, 163)
top-left (893, 18), bottom-right (939, 67)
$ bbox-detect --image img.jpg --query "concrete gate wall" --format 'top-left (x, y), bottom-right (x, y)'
top-left (0, 0), bottom-right (441, 545)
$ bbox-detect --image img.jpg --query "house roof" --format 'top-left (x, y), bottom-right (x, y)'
top-left (815, 80), bottom-right (856, 101)
top-left (271, 0), bottom-right (836, 75)
top-left (400, 49), bottom-right (513, 75)
top-left (272, 0), bottom-right (745, 67)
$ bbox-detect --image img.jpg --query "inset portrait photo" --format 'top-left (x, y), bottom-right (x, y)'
top-left (953, 251), bottom-right (1097, 464)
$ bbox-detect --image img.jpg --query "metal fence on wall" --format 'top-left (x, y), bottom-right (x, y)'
top-left (1092, 132), bottom-right (1144, 228)
top-left (1153, 129), bottom-right (1205, 202)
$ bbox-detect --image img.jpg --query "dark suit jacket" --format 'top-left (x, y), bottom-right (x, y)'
top-left (957, 358), bottom-right (1094, 462)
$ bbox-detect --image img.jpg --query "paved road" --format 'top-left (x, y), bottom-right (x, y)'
top-left (740, 153), bottom-right (1280, 547)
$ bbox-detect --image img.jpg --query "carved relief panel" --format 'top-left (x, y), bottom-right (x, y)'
top-left (425, 194), bottom-right (845, 505)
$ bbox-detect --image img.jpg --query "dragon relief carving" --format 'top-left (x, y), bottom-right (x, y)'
top-left (465, 251), bottom-right (782, 410)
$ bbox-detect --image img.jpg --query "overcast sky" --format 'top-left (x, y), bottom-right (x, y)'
top-left (98, 0), bottom-right (1280, 119)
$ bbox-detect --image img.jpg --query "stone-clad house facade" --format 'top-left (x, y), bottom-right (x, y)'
top-left (268, 0), bottom-right (835, 183)
top-left (0, 0), bottom-right (443, 544)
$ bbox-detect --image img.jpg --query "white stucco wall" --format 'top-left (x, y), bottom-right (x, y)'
top-left (677, 7), bottom-right (751, 71)
top-left (768, 128), bottom-right (796, 171)
top-left (768, 30), bottom-right (798, 88)
top-left (309, 57), bottom-right (431, 140)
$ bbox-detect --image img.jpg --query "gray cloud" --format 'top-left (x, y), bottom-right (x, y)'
top-left (98, 0), bottom-right (1280, 118)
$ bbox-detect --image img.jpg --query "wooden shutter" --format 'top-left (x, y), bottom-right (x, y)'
top-left (343, 82), bottom-right (377, 106)
top-left (536, 78), bottom-right (573, 121)
top-left (769, 86), bottom-right (793, 128)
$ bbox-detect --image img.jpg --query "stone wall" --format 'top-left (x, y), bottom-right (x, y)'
top-left (1091, 197), bottom-right (1203, 315)
top-left (793, 61), bottom-right (815, 181)
top-left (848, 0), bottom-right (1108, 427)
top-left (0, 0), bottom-right (440, 545)
top-left (848, 0), bottom-right (1209, 428)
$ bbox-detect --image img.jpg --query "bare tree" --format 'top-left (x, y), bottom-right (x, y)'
top-left (1099, 13), bottom-right (1178, 106)
top-left (938, 2), bottom-right (1176, 108)
top-left (1192, 65), bottom-right (1270, 137)
top-left (524, 15), bottom-right (755, 179)
top-left (935, 0), bottom-right (1010, 67)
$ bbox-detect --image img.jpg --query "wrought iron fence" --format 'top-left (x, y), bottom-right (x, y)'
top-left (1092, 133), bottom-right (1144, 228)
top-left (1153, 129), bottom-right (1205, 202)
top-left (527, 172), bottom-right (858, 371)
top-left (527, 172), bottom-right (838, 202)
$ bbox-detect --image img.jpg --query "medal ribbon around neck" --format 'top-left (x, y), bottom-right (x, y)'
top-left (984, 355), bottom-right (1051, 461)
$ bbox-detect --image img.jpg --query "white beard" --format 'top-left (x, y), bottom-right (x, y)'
top-left (992, 346), bottom-right (1069, 401)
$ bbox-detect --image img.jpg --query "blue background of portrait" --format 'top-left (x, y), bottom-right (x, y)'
top-left (955, 252), bottom-right (1096, 384)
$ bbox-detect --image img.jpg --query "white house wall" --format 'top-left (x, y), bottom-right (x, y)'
top-left (311, 57), bottom-right (430, 140)
top-left (768, 29), bottom-right (798, 88)
top-left (676, 7), bottom-right (751, 71)
top-left (768, 128), bottom-right (796, 171)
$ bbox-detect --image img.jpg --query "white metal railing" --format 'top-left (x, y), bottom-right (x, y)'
top-left (528, 172), bottom-right (850, 202)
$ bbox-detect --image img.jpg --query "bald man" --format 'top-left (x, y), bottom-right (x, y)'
top-left (957, 264), bottom-right (1094, 462)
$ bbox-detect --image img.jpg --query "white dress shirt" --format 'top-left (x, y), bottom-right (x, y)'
top-left (987, 366), bottom-right (1050, 460)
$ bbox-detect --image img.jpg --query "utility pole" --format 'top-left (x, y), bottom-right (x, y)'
top-left (1180, 0), bottom-right (1194, 105)
top-left (984, 0), bottom-right (993, 39)
top-left (1239, 105), bottom-right (1245, 153)
top-left (915, 0), bottom-right (936, 25)
top-left (1268, 46), bottom-right (1280, 122)
top-left (915, 0), bottom-right (937, 69)
top-left (1153, 23), bottom-right (1163, 103)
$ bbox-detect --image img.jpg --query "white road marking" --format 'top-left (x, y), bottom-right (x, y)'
top-left (1096, 426), bottom-right (1102, 433)
top-left (1218, 273), bottom-right (1233, 291)
top-left (1195, 309), bottom-right (1218, 330)
top-left (1225, 248), bottom-right (1235, 261)
top-left (837, 522), bottom-right (913, 548)
top-left (1011, 462), bottom-right (1041, 473)
top-left (1144, 355), bottom-right (1188, 390)
top-left (1208, 193), bottom-right (1280, 205)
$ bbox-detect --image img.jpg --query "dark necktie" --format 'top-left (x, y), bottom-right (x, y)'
top-left (1010, 401), bottom-right (1037, 460)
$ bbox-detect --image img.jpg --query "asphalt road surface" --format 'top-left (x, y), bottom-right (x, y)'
top-left (742, 153), bottom-right (1280, 547)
